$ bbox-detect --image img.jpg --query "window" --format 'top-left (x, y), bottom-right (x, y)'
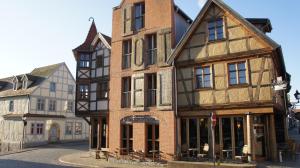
top-left (147, 124), bottom-right (159, 154)
top-left (147, 34), bottom-right (157, 65)
top-left (228, 62), bottom-right (247, 85)
top-left (48, 100), bottom-right (56, 112)
top-left (31, 123), bottom-right (43, 135)
top-left (134, 2), bottom-right (145, 30)
top-left (67, 101), bottom-right (74, 112)
top-left (65, 122), bottom-right (73, 135)
top-left (79, 85), bottom-right (89, 99)
top-left (75, 122), bottom-right (82, 135)
top-left (195, 66), bottom-right (211, 89)
top-left (36, 123), bottom-right (44, 135)
top-left (97, 82), bottom-right (108, 99)
top-left (96, 55), bottom-right (104, 68)
top-left (50, 82), bottom-right (56, 92)
top-left (37, 99), bottom-right (45, 111)
top-left (208, 18), bottom-right (224, 41)
top-left (31, 123), bottom-right (35, 134)
top-left (121, 124), bottom-right (133, 155)
top-left (9, 101), bottom-right (14, 112)
top-left (147, 74), bottom-right (157, 106)
top-left (68, 85), bottom-right (74, 94)
top-left (122, 77), bottom-right (131, 108)
top-left (13, 82), bottom-right (18, 91)
top-left (79, 54), bottom-right (90, 68)
top-left (122, 40), bottom-right (132, 69)
top-left (22, 80), bottom-right (28, 89)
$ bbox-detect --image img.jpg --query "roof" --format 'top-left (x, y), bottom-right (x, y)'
top-left (73, 21), bottom-right (112, 55)
top-left (174, 4), bottom-right (193, 23)
top-left (0, 63), bottom-right (64, 98)
top-left (246, 18), bottom-right (273, 33)
top-left (167, 0), bottom-right (281, 65)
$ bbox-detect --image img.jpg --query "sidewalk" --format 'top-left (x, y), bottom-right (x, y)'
top-left (59, 152), bottom-right (166, 168)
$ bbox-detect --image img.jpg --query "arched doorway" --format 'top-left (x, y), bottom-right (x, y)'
top-left (49, 123), bottom-right (60, 143)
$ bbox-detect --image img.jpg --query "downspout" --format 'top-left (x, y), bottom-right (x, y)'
top-left (173, 62), bottom-right (179, 159)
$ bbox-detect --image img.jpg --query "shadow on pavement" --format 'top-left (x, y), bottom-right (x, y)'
top-left (0, 159), bottom-right (74, 168)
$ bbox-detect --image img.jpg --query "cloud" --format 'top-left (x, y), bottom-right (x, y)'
top-left (198, 0), bottom-right (207, 7)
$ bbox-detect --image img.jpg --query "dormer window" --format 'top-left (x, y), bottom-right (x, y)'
top-left (13, 82), bottom-right (18, 91)
top-left (22, 80), bottom-right (28, 89)
top-left (208, 18), bottom-right (224, 41)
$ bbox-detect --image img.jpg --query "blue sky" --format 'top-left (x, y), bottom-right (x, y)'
top-left (0, 0), bottom-right (299, 100)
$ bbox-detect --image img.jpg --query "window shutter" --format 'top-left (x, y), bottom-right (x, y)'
top-left (131, 36), bottom-right (145, 71)
top-left (157, 68), bottom-right (173, 110)
top-left (157, 28), bottom-right (172, 67)
top-left (122, 4), bottom-right (133, 36)
top-left (131, 73), bottom-right (145, 111)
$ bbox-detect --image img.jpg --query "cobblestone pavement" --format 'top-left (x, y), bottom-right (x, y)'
top-left (0, 141), bottom-right (88, 168)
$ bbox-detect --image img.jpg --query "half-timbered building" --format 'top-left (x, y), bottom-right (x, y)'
top-left (0, 63), bottom-right (89, 152)
top-left (73, 21), bottom-right (111, 150)
top-left (167, 0), bottom-right (289, 162)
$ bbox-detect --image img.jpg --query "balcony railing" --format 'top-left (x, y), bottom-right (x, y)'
top-left (122, 91), bottom-right (131, 108)
top-left (147, 89), bottom-right (156, 107)
top-left (147, 49), bottom-right (157, 65)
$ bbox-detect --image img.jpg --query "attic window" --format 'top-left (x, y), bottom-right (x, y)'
top-left (13, 82), bottom-right (18, 91)
top-left (22, 80), bottom-right (28, 89)
top-left (208, 18), bottom-right (224, 41)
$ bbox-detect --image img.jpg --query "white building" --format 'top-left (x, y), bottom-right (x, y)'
top-left (0, 63), bottom-right (89, 152)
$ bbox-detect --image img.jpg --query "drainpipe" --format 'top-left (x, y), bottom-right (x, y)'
top-left (173, 62), bottom-right (180, 159)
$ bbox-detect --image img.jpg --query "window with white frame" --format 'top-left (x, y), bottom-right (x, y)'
top-left (195, 66), bottom-right (212, 89)
top-left (48, 100), bottom-right (56, 112)
top-left (50, 82), bottom-right (56, 92)
top-left (37, 98), bottom-right (45, 111)
top-left (31, 123), bottom-right (44, 135)
top-left (75, 122), bottom-right (82, 135)
top-left (68, 85), bottom-right (74, 95)
top-left (228, 62), bottom-right (247, 85)
top-left (65, 122), bottom-right (73, 135)
top-left (67, 101), bottom-right (74, 112)
top-left (208, 18), bottom-right (224, 41)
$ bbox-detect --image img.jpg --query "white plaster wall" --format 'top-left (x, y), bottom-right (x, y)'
top-left (0, 96), bottom-right (29, 115)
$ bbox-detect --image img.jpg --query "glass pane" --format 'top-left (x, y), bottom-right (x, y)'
top-left (222, 118), bottom-right (232, 158)
top-left (216, 19), bottom-right (223, 27)
top-left (181, 119), bottom-right (187, 145)
top-left (196, 76), bottom-right (203, 88)
top-left (204, 75), bottom-right (211, 87)
top-left (189, 119), bottom-right (197, 148)
top-left (129, 125), bottom-right (133, 138)
top-left (229, 64), bottom-right (236, 71)
top-left (209, 34), bottom-right (215, 41)
top-left (199, 118), bottom-right (209, 153)
top-left (155, 125), bottom-right (159, 140)
top-left (238, 63), bottom-right (246, 70)
top-left (196, 68), bottom-right (203, 75)
top-left (204, 67), bottom-right (210, 75)
top-left (238, 70), bottom-right (247, 84)
top-left (122, 125), bottom-right (127, 139)
top-left (208, 22), bottom-right (215, 29)
top-left (234, 117), bottom-right (244, 156)
top-left (147, 125), bottom-right (152, 140)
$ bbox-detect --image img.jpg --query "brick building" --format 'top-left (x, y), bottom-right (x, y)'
top-left (74, 0), bottom-right (289, 162)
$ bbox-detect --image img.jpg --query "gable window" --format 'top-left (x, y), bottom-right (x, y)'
top-left (147, 74), bottom-right (157, 107)
top-left (37, 98), bottom-right (45, 111)
top-left (122, 77), bottom-right (131, 108)
top-left (147, 34), bottom-right (157, 65)
top-left (79, 85), bottom-right (89, 99)
top-left (13, 82), bottom-right (18, 91)
top-left (22, 80), bottom-right (28, 89)
top-left (48, 100), bottom-right (56, 112)
top-left (208, 18), bottom-right (224, 41)
top-left (123, 40), bottom-right (132, 69)
top-left (97, 82), bottom-right (108, 99)
top-left (65, 122), bottom-right (73, 135)
top-left (50, 82), bottom-right (56, 92)
top-left (9, 100), bottom-right (14, 112)
top-left (67, 101), bottom-right (74, 112)
top-left (134, 2), bottom-right (145, 31)
top-left (68, 85), bottom-right (74, 95)
top-left (228, 62), bottom-right (247, 85)
top-left (75, 122), bottom-right (82, 135)
top-left (79, 54), bottom-right (90, 68)
top-left (195, 66), bottom-right (212, 89)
